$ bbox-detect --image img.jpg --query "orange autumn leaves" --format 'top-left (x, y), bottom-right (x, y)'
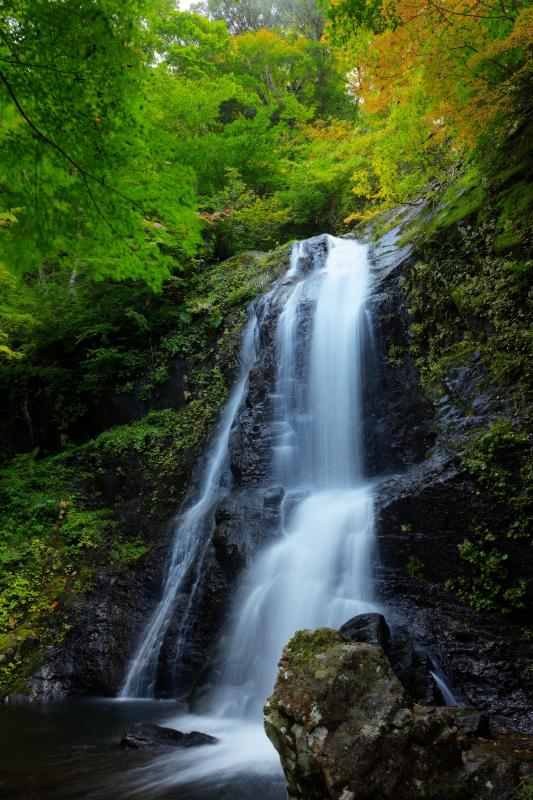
top-left (330, 0), bottom-right (532, 146)
top-left (323, 0), bottom-right (531, 218)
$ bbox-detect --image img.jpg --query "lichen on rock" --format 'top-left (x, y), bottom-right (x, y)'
top-left (265, 625), bottom-right (532, 800)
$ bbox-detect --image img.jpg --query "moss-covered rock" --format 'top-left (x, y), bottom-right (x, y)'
top-left (265, 628), bottom-right (532, 800)
top-left (398, 172), bottom-right (532, 619)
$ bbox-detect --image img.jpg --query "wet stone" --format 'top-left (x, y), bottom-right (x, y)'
top-left (339, 612), bottom-right (391, 649)
top-left (120, 722), bottom-right (218, 750)
top-left (265, 628), bottom-right (532, 800)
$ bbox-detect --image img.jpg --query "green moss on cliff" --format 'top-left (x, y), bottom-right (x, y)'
top-left (447, 419), bottom-right (531, 614)
top-left (0, 245), bottom-right (290, 695)
top-left (401, 153), bottom-right (532, 616)
top-left (0, 451), bottom-right (116, 693)
top-left (286, 628), bottom-right (342, 665)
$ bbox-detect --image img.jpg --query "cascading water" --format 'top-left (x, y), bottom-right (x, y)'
top-left (430, 667), bottom-right (464, 707)
top-left (112, 236), bottom-right (376, 800)
top-left (210, 236), bottom-right (377, 718)
top-left (122, 235), bottom-right (376, 703)
top-left (120, 314), bottom-right (259, 698)
top-left (119, 234), bottom-right (379, 797)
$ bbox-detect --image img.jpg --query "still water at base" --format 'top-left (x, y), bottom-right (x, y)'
top-left (0, 700), bottom-right (285, 800)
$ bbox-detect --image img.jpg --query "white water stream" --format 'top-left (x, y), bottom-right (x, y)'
top-left (120, 315), bottom-right (259, 698)
top-left (120, 236), bottom-right (379, 794)
top-left (211, 236), bottom-right (377, 718)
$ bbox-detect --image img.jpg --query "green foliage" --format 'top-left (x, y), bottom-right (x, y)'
top-left (88, 394), bottom-right (226, 508)
top-left (328, 0), bottom-right (398, 38)
top-left (152, 11), bottom-right (231, 78)
top-left (0, 0), bottom-right (355, 280)
top-left (404, 162), bottom-right (532, 396)
top-left (0, 451), bottom-right (113, 634)
top-left (328, 0), bottom-right (532, 225)
top-left (110, 539), bottom-right (150, 566)
top-left (280, 121), bottom-right (362, 233)
top-left (0, 0), bottom-right (201, 288)
top-left (0, 232), bottom-right (282, 463)
top-left (195, 0), bottom-right (325, 39)
top-left (515, 782), bottom-right (533, 800)
top-left (0, 0), bottom-right (531, 691)
top-left (206, 169), bottom-right (291, 256)
top-left (451, 526), bottom-right (511, 612)
top-left (387, 344), bottom-right (405, 368)
top-left (402, 150), bottom-right (532, 619)
top-left (446, 420), bottom-right (532, 614)
top-left (462, 419), bottom-right (528, 507)
top-left (0, 242), bottom-right (286, 692)
top-left (406, 556), bottom-right (425, 582)
top-left (0, 440), bottom-right (173, 693)
top-left (2, 0), bottom-right (530, 282)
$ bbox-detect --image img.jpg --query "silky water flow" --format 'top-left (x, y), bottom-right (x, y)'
top-left (211, 236), bottom-right (377, 718)
top-left (118, 236), bottom-right (379, 798)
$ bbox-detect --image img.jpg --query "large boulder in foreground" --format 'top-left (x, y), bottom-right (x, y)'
top-left (264, 628), bottom-right (531, 800)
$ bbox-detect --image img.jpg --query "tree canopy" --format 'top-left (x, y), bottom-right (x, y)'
top-left (0, 0), bottom-right (530, 285)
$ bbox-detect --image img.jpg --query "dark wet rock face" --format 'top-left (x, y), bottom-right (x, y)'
top-left (264, 628), bottom-right (532, 800)
top-left (340, 613), bottom-right (437, 706)
top-left (28, 225), bottom-right (532, 738)
top-left (153, 236), bottom-right (335, 698)
top-left (155, 486), bottom-right (286, 698)
top-left (362, 271), bottom-right (435, 476)
top-left (364, 225), bottom-right (532, 733)
top-left (339, 612), bottom-right (391, 648)
top-left (27, 241), bottom-right (303, 701)
top-left (30, 520), bottom-right (171, 699)
top-left (120, 722), bottom-right (217, 749)
top-left (375, 456), bottom-right (533, 732)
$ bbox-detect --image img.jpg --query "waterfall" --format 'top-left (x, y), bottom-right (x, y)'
top-left (120, 235), bottom-right (377, 715)
top-left (310, 237), bottom-right (366, 485)
top-left (430, 668), bottom-right (464, 707)
top-left (120, 313), bottom-right (259, 698)
top-left (210, 235), bottom-right (377, 718)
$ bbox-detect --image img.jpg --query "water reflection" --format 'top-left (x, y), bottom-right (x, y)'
top-left (0, 700), bottom-right (284, 800)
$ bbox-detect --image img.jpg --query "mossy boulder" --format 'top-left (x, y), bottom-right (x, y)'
top-left (265, 628), bottom-right (532, 800)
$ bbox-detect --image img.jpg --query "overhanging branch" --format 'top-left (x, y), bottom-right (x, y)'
top-left (0, 68), bottom-right (145, 214)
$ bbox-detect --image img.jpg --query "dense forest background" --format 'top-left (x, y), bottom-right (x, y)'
top-left (0, 0), bottom-right (531, 693)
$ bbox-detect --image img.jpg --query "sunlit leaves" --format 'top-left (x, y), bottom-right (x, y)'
top-left (327, 0), bottom-right (532, 219)
top-left (0, 0), bottom-right (201, 287)
top-left (329, 0), bottom-right (532, 144)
